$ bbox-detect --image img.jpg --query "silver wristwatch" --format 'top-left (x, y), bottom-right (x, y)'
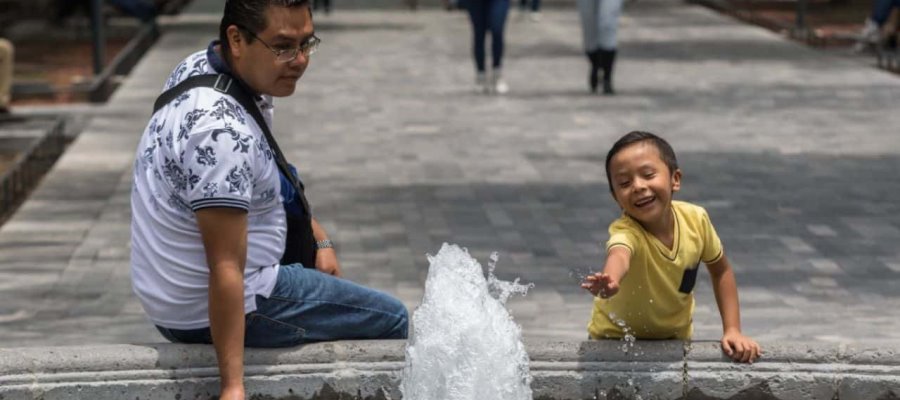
top-left (316, 239), bottom-right (334, 249)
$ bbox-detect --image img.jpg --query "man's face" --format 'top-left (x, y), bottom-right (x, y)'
top-left (608, 142), bottom-right (681, 226)
top-left (228, 5), bottom-right (314, 97)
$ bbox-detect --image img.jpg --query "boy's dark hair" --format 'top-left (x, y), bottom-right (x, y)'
top-left (219, 0), bottom-right (311, 57)
top-left (605, 131), bottom-right (679, 194)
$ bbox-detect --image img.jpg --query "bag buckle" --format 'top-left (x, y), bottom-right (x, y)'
top-left (213, 74), bottom-right (233, 93)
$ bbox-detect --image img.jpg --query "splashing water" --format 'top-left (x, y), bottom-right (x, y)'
top-left (608, 312), bottom-right (637, 354)
top-left (568, 266), bottom-right (596, 286)
top-left (400, 243), bottom-right (534, 400)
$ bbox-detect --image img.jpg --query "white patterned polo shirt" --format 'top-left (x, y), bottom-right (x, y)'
top-left (130, 42), bottom-right (286, 330)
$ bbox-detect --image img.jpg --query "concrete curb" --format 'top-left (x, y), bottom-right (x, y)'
top-left (1, 340), bottom-right (898, 399)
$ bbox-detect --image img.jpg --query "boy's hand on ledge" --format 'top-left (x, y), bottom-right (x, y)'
top-left (721, 331), bottom-right (762, 364)
top-left (581, 273), bottom-right (620, 298)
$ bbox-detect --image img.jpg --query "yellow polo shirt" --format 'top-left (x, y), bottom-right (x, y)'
top-left (588, 201), bottom-right (724, 340)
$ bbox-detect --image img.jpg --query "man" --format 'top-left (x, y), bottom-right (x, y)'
top-left (130, 1), bottom-right (408, 398)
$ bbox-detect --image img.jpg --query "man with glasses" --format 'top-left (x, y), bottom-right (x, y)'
top-left (130, 1), bottom-right (408, 398)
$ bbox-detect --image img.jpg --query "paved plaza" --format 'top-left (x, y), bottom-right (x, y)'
top-left (1, 0), bottom-right (899, 348)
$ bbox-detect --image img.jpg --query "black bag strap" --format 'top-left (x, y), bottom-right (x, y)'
top-left (153, 74), bottom-right (311, 217)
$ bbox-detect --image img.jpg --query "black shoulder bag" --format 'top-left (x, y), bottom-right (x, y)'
top-left (153, 74), bottom-right (318, 269)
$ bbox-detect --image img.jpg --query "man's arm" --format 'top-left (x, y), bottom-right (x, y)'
top-left (706, 254), bottom-right (761, 363)
top-left (197, 207), bottom-right (248, 399)
top-left (582, 246), bottom-right (631, 298)
top-left (311, 217), bottom-right (341, 277)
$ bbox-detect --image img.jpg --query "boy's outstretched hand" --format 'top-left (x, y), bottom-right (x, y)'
top-left (581, 273), bottom-right (620, 298)
top-left (721, 331), bottom-right (762, 363)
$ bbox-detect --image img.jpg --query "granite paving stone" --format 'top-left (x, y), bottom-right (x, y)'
top-left (0, 0), bottom-right (898, 348)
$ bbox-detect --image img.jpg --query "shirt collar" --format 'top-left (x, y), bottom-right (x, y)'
top-left (207, 40), bottom-right (265, 102)
top-left (207, 40), bottom-right (231, 75)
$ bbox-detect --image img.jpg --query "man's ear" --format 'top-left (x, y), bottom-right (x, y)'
top-left (671, 168), bottom-right (682, 192)
top-left (226, 25), bottom-right (244, 59)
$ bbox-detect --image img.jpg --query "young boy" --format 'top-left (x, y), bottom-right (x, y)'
top-left (582, 131), bottom-right (761, 363)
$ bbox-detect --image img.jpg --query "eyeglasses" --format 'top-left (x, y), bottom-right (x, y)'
top-left (239, 26), bottom-right (321, 62)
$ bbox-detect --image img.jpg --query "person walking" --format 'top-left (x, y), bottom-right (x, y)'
top-left (855, 0), bottom-right (900, 51)
top-left (465, 0), bottom-right (511, 94)
top-left (131, 1), bottom-right (408, 398)
top-left (577, 0), bottom-right (622, 95)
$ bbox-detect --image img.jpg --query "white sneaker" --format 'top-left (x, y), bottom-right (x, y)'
top-left (475, 72), bottom-right (489, 93)
top-left (854, 18), bottom-right (880, 52)
top-left (492, 70), bottom-right (509, 95)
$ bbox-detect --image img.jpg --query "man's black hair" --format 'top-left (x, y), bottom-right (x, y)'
top-left (604, 131), bottom-right (679, 195)
top-left (219, 0), bottom-right (311, 56)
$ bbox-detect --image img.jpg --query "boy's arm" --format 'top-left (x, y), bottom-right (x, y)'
top-left (582, 246), bottom-right (631, 298)
top-left (706, 254), bottom-right (762, 363)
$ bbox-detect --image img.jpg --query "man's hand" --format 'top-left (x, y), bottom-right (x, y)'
top-left (310, 218), bottom-right (341, 277)
top-left (721, 330), bottom-right (762, 363)
top-left (315, 247), bottom-right (342, 277)
top-left (581, 272), bottom-right (620, 298)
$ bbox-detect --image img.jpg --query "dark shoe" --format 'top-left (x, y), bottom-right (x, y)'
top-left (587, 50), bottom-right (601, 93)
top-left (599, 49), bottom-right (617, 95)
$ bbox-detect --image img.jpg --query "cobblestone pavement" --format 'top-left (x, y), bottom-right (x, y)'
top-left (0, 0), bottom-right (898, 348)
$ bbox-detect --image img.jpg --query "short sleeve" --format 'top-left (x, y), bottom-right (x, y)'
top-left (700, 209), bottom-right (724, 264)
top-left (606, 217), bottom-right (640, 255)
top-left (181, 125), bottom-right (259, 212)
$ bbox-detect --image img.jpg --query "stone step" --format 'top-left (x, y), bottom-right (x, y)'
top-left (0, 340), bottom-right (897, 399)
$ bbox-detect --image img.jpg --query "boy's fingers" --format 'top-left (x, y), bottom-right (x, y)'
top-left (741, 345), bottom-right (753, 363)
top-left (721, 340), bottom-right (734, 356)
top-left (729, 347), bottom-right (741, 361)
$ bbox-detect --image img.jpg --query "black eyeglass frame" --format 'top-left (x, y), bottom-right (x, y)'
top-left (236, 25), bottom-right (321, 62)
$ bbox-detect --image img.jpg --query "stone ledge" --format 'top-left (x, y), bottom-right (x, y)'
top-left (0, 340), bottom-right (898, 399)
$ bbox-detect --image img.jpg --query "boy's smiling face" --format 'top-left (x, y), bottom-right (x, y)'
top-left (608, 141), bottom-right (682, 226)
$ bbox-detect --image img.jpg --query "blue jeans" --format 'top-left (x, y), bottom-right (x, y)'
top-left (466, 0), bottom-right (510, 72)
top-left (871, 0), bottom-right (900, 26)
top-left (155, 264), bottom-right (409, 347)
